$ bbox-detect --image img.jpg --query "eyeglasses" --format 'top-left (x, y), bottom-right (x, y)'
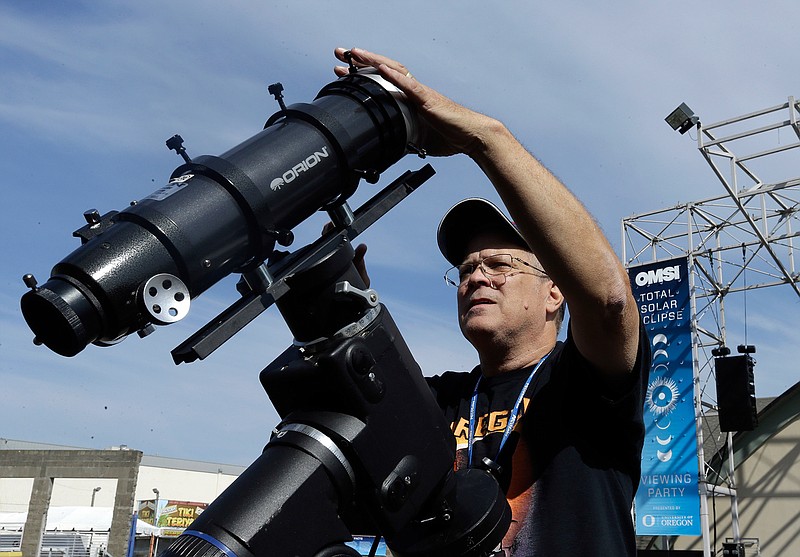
top-left (443, 253), bottom-right (547, 287)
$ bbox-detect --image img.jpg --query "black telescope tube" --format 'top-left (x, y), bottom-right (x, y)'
top-left (20, 72), bottom-right (416, 357)
top-left (158, 429), bottom-right (358, 557)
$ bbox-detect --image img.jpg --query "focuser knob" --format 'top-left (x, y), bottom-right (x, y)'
top-left (343, 50), bottom-right (358, 74)
top-left (73, 210), bottom-right (119, 244)
top-left (268, 82), bottom-right (287, 112)
top-left (83, 209), bottom-right (101, 225)
top-left (23, 274), bottom-right (38, 291)
top-left (166, 134), bottom-right (192, 163)
top-left (265, 228), bottom-right (294, 247)
top-left (355, 168), bottom-right (380, 184)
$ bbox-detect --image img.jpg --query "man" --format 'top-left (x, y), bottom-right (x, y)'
top-left (335, 48), bottom-right (650, 556)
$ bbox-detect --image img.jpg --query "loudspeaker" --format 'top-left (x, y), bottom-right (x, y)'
top-left (648, 549), bottom-right (703, 557)
top-left (715, 355), bottom-right (758, 432)
top-left (722, 542), bottom-right (745, 556)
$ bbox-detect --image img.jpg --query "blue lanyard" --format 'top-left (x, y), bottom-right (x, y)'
top-left (467, 352), bottom-right (551, 467)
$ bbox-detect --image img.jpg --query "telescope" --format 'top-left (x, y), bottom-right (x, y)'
top-left (20, 59), bottom-right (510, 556)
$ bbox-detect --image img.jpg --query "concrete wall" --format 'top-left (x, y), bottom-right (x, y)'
top-left (675, 415), bottom-right (800, 556)
top-left (0, 449), bottom-right (141, 557)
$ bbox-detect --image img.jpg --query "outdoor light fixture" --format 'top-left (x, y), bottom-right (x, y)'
top-left (152, 487), bottom-right (162, 555)
top-left (152, 488), bottom-right (161, 524)
top-left (91, 486), bottom-right (101, 507)
top-left (666, 102), bottom-right (699, 134)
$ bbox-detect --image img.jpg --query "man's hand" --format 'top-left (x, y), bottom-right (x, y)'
top-left (334, 47), bottom-right (499, 159)
top-left (353, 243), bottom-right (370, 288)
top-left (322, 220), bottom-right (370, 288)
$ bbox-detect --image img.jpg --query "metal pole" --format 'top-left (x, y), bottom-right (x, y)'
top-left (152, 487), bottom-right (160, 557)
top-left (727, 432), bottom-right (742, 542)
top-left (687, 206), bottom-right (713, 557)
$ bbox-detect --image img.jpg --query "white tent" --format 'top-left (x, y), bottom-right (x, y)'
top-left (0, 507), bottom-right (164, 535)
top-left (135, 518), bottom-right (162, 536)
top-left (0, 512), bottom-right (26, 531)
top-left (43, 507), bottom-right (112, 531)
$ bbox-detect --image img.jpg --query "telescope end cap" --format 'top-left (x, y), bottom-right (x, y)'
top-left (20, 279), bottom-right (98, 357)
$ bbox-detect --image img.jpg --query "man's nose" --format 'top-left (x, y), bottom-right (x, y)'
top-left (465, 264), bottom-right (494, 288)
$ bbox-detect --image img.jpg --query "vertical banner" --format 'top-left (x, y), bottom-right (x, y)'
top-left (629, 256), bottom-right (701, 535)
top-left (127, 511), bottom-right (138, 557)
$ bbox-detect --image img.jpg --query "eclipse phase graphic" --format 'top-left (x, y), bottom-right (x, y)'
top-left (657, 449), bottom-right (673, 462)
top-left (653, 348), bottom-right (669, 361)
top-left (646, 376), bottom-right (680, 416)
top-left (656, 435), bottom-right (673, 445)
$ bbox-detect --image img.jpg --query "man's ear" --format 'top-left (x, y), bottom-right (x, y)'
top-left (546, 282), bottom-right (564, 317)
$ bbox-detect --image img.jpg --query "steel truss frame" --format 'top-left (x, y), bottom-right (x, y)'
top-left (622, 97), bottom-right (799, 557)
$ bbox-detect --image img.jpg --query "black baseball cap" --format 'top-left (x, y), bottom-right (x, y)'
top-left (437, 198), bottom-right (530, 266)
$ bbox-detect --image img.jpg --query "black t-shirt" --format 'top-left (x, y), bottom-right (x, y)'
top-left (427, 324), bottom-right (650, 556)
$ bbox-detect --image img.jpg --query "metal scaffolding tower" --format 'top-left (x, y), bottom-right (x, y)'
top-left (623, 97), bottom-right (800, 556)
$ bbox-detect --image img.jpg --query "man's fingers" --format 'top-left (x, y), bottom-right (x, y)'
top-left (352, 47), bottom-right (412, 78)
top-left (353, 243), bottom-right (370, 288)
top-left (334, 47), bottom-right (411, 77)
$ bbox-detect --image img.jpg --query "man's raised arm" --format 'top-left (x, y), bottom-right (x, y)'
top-left (335, 47), bottom-right (641, 375)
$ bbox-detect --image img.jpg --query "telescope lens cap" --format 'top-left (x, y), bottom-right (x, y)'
top-left (389, 467), bottom-right (511, 557)
top-left (20, 278), bottom-right (100, 357)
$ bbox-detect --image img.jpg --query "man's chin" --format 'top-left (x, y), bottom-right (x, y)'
top-left (460, 316), bottom-right (496, 342)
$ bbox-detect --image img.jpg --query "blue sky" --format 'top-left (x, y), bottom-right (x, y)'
top-left (1, 1), bottom-right (798, 465)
